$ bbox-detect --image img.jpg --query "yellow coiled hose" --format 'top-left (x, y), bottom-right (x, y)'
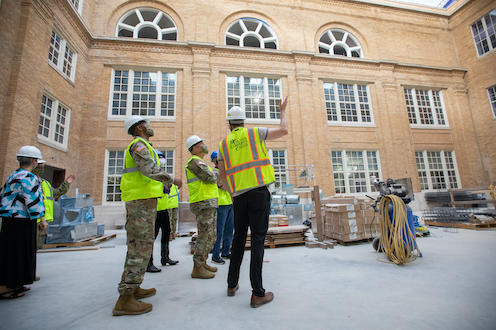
top-left (377, 195), bottom-right (420, 265)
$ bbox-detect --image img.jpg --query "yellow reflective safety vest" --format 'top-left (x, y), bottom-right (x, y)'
top-left (166, 184), bottom-right (179, 209)
top-left (121, 138), bottom-right (165, 202)
top-left (214, 168), bottom-right (232, 206)
top-left (219, 127), bottom-right (275, 194)
top-left (185, 156), bottom-right (219, 203)
top-left (157, 194), bottom-right (168, 211)
top-left (38, 180), bottom-right (54, 223)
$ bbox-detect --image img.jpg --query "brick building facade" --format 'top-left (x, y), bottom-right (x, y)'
top-left (0, 0), bottom-right (494, 223)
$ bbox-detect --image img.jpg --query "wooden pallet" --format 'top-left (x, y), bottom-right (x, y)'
top-left (334, 238), bottom-right (374, 246)
top-left (425, 220), bottom-right (496, 230)
top-left (40, 234), bottom-right (117, 249)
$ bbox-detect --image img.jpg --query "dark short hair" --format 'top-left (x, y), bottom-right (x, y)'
top-left (17, 156), bottom-right (34, 167)
top-left (128, 120), bottom-right (146, 136)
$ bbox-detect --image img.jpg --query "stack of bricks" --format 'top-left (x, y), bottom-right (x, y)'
top-left (312, 196), bottom-right (378, 243)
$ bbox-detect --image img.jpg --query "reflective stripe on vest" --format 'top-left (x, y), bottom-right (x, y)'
top-left (120, 138), bottom-right (165, 202)
top-left (185, 156), bottom-right (219, 203)
top-left (166, 184), bottom-right (179, 209)
top-left (40, 180), bottom-right (54, 222)
top-left (219, 127), bottom-right (275, 194)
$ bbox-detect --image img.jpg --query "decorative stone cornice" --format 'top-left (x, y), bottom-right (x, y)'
top-left (29, 0), bottom-right (54, 23)
top-left (57, 0), bottom-right (92, 48)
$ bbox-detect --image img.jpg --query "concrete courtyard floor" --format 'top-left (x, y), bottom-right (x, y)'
top-left (1, 226), bottom-right (496, 330)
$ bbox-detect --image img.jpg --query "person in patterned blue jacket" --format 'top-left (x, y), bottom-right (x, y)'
top-left (0, 146), bottom-right (46, 299)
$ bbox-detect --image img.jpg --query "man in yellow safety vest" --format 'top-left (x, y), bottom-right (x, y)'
top-left (146, 150), bottom-right (181, 273)
top-left (113, 115), bottom-right (181, 316)
top-left (185, 135), bottom-right (219, 279)
top-left (166, 183), bottom-right (180, 241)
top-left (218, 96), bottom-right (288, 308)
top-left (32, 161), bottom-right (75, 251)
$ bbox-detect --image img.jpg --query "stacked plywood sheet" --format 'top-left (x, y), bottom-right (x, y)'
top-left (246, 225), bottom-right (309, 248)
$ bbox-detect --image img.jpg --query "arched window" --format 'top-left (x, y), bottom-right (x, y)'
top-left (225, 18), bottom-right (278, 49)
top-left (116, 8), bottom-right (177, 41)
top-left (319, 29), bottom-right (363, 58)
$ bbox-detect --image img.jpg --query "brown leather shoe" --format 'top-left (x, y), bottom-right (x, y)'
top-left (227, 284), bottom-right (239, 297)
top-left (250, 292), bottom-right (274, 308)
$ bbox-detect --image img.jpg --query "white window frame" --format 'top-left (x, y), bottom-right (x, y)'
top-left (116, 8), bottom-right (178, 41)
top-left (323, 81), bottom-right (375, 127)
top-left (158, 149), bottom-right (175, 177)
top-left (415, 150), bottom-right (461, 191)
top-left (331, 149), bottom-right (382, 195)
top-left (38, 93), bottom-right (71, 151)
top-left (226, 74), bottom-right (282, 124)
top-left (103, 149), bottom-right (125, 204)
top-left (108, 68), bottom-right (177, 121)
top-left (68, 0), bottom-right (83, 13)
top-left (225, 18), bottom-right (278, 49)
top-left (268, 149), bottom-right (289, 191)
top-left (470, 10), bottom-right (496, 57)
top-left (487, 85), bottom-right (496, 118)
top-left (318, 29), bottom-right (363, 58)
top-left (404, 87), bottom-right (449, 129)
top-left (48, 29), bottom-right (77, 82)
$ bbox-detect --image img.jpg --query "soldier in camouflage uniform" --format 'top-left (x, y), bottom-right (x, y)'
top-left (168, 208), bottom-right (177, 241)
top-left (185, 135), bottom-right (219, 279)
top-left (113, 115), bottom-right (181, 316)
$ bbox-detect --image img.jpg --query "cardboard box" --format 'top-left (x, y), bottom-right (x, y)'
top-left (320, 197), bottom-right (358, 205)
top-left (356, 209), bottom-right (376, 218)
top-left (325, 210), bottom-right (357, 219)
top-left (324, 203), bottom-right (360, 212)
top-left (363, 216), bottom-right (380, 225)
top-left (333, 224), bottom-right (360, 234)
top-left (357, 197), bottom-right (374, 203)
top-left (333, 232), bottom-right (362, 242)
top-left (331, 218), bottom-right (358, 226)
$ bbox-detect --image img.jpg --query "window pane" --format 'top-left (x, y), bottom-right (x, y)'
top-left (106, 150), bottom-right (125, 202)
top-left (160, 73), bottom-right (176, 117)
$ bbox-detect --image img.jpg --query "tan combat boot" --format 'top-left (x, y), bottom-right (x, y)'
top-left (134, 287), bottom-right (156, 300)
top-left (112, 294), bottom-right (153, 316)
top-left (191, 265), bottom-right (215, 279)
top-left (203, 263), bottom-right (218, 273)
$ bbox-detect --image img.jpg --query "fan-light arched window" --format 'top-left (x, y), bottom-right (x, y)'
top-left (116, 8), bottom-right (177, 40)
top-left (225, 18), bottom-right (278, 49)
top-left (319, 29), bottom-right (363, 58)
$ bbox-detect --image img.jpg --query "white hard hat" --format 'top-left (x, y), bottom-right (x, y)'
top-left (227, 106), bottom-right (246, 123)
top-left (186, 135), bottom-right (204, 151)
top-left (16, 146), bottom-right (44, 161)
top-left (124, 115), bottom-right (149, 135)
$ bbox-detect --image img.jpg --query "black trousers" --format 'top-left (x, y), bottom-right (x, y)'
top-left (150, 210), bottom-right (170, 264)
top-left (227, 186), bottom-right (270, 297)
top-left (0, 218), bottom-right (37, 288)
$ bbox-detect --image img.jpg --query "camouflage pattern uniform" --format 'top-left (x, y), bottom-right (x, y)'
top-left (167, 208), bottom-right (178, 240)
top-left (118, 140), bottom-right (174, 296)
top-left (36, 180), bottom-right (70, 249)
top-left (187, 158), bottom-right (218, 267)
